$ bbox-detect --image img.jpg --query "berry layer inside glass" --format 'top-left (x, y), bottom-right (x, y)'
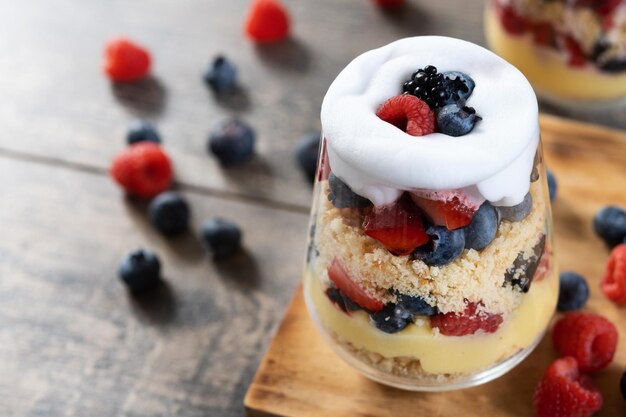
top-left (485, 0), bottom-right (626, 102)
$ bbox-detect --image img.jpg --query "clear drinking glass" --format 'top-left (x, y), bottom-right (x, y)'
top-left (302, 36), bottom-right (558, 391)
top-left (485, 0), bottom-right (626, 107)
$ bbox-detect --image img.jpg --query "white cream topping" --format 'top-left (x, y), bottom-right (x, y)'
top-left (320, 36), bottom-right (539, 207)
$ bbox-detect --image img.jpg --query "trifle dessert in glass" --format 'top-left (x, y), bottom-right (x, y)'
top-left (303, 36), bottom-right (558, 391)
top-left (485, 0), bottom-right (626, 105)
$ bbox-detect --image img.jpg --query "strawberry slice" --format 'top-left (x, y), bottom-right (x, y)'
top-left (430, 302), bottom-right (503, 336)
top-left (362, 195), bottom-right (429, 256)
top-left (411, 192), bottom-right (479, 230)
top-left (328, 259), bottom-right (384, 312)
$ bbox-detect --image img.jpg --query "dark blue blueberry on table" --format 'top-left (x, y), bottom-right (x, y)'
top-left (396, 293), bottom-right (437, 316)
top-left (547, 169), bottom-right (557, 201)
top-left (498, 192), bottom-right (532, 222)
top-left (370, 303), bottom-right (412, 333)
top-left (328, 173), bottom-right (371, 209)
top-left (208, 119), bottom-right (255, 165)
top-left (557, 272), bottom-right (589, 312)
top-left (127, 119), bottom-right (161, 144)
top-left (148, 191), bottom-right (190, 236)
top-left (442, 71), bottom-right (475, 104)
top-left (295, 132), bottom-right (321, 183)
top-left (464, 201), bottom-right (498, 251)
top-left (201, 218), bottom-right (242, 259)
top-left (436, 104), bottom-right (481, 137)
top-left (203, 55), bottom-right (237, 93)
top-left (412, 225), bottom-right (465, 266)
top-left (118, 248), bottom-right (161, 293)
top-left (593, 206), bottom-right (626, 247)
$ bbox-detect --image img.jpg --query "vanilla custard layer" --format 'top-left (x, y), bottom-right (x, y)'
top-left (485, 9), bottom-right (626, 101)
top-left (305, 266), bottom-right (558, 375)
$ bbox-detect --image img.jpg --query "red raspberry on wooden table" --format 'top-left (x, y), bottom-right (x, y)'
top-left (601, 243), bottom-right (626, 305)
top-left (244, 0), bottom-right (290, 43)
top-left (533, 357), bottom-right (603, 417)
top-left (103, 37), bottom-right (151, 82)
top-left (552, 312), bottom-right (618, 373)
top-left (110, 142), bottom-right (172, 198)
top-left (376, 95), bottom-right (435, 137)
top-left (430, 302), bottom-right (503, 336)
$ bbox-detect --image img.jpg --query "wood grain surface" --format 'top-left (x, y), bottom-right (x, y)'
top-left (244, 115), bottom-right (626, 417)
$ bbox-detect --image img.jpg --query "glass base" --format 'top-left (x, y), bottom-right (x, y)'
top-left (305, 286), bottom-right (545, 392)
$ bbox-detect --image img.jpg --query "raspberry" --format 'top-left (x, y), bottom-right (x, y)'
top-left (552, 312), bottom-right (618, 373)
top-left (601, 244), bottom-right (626, 305)
top-left (430, 302), bottom-right (503, 336)
top-left (244, 0), bottom-right (290, 43)
top-left (533, 357), bottom-right (603, 417)
top-left (373, 0), bottom-right (405, 8)
top-left (327, 259), bottom-right (384, 312)
top-left (500, 5), bottom-right (530, 35)
top-left (110, 142), bottom-right (172, 198)
top-left (376, 95), bottom-right (435, 136)
top-left (103, 37), bottom-right (151, 82)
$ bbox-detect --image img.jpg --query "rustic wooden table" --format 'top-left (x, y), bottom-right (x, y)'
top-left (0, 1), bottom-right (624, 416)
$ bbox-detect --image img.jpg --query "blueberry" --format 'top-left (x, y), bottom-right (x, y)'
top-left (498, 192), bottom-right (532, 222)
top-left (437, 104), bottom-right (481, 137)
top-left (442, 71), bottom-right (475, 104)
top-left (396, 293), bottom-right (437, 316)
top-left (148, 191), bottom-right (190, 236)
top-left (208, 119), bottom-right (255, 165)
top-left (118, 249), bottom-right (161, 293)
top-left (557, 272), bottom-right (589, 311)
top-left (200, 218), bottom-right (242, 259)
top-left (547, 169), bottom-right (557, 201)
top-left (326, 287), bottom-right (348, 312)
top-left (370, 303), bottom-right (412, 334)
top-left (504, 234), bottom-right (546, 293)
top-left (464, 202), bottom-right (498, 251)
top-left (412, 225), bottom-right (465, 266)
top-left (127, 120), bottom-right (161, 144)
top-left (327, 173), bottom-right (371, 209)
top-left (295, 132), bottom-right (321, 182)
top-left (203, 55), bottom-right (237, 93)
top-left (594, 206), bottom-right (626, 247)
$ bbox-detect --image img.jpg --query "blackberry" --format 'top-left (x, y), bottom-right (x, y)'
top-left (402, 65), bottom-right (450, 109)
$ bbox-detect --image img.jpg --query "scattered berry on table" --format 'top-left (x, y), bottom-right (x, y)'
top-left (552, 312), bottom-right (618, 373)
top-left (118, 248), bottom-right (161, 293)
top-left (497, 192), bottom-right (532, 222)
top-left (547, 168), bottom-right (557, 201)
top-left (411, 192), bottom-right (478, 230)
top-left (593, 206), bottom-right (626, 247)
top-left (127, 119), bottom-right (161, 144)
top-left (103, 37), bottom-right (151, 82)
top-left (396, 293), bottom-right (437, 316)
top-left (557, 272), bottom-right (589, 312)
top-left (601, 243), bottom-right (626, 305)
top-left (412, 225), bottom-right (465, 266)
top-left (373, 0), bottom-right (405, 8)
top-left (148, 191), bottom-right (190, 236)
top-left (327, 173), bottom-right (371, 209)
top-left (295, 131), bottom-right (321, 182)
top-left (110, 142), bottom-right (172, 198)
top-left (376, 95), bottom-right (435, 136)
top-left (200, 218), bottom-right (242, 259)
top-left (437, 104), bottom-right (481, 137)
top-left (327, 258), bottom-right (384, 312)
top-left (504, 234), bottom-right (546, 293)
top-left (245, 0), bottom-right (290, 43)
top-left (533, 357), bottom-right (603, 417)
top-left (203, 56), bottom-right (237, 93)
top-left (430, 302), bottom-right (503, 336)
top-left (370, 303), bottom-right (412, 333)
top-left (464, 201), bottom-right (498, 251)
top-left (362, 195), bottom-right (429, 256)
top-left (208, 119), bottom-right (255, 165)
top-left (442, 71), bottom-right (475, 104)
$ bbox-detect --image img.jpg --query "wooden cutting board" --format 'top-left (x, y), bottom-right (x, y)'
top-left (244, 114), bottom-right (626, 417)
